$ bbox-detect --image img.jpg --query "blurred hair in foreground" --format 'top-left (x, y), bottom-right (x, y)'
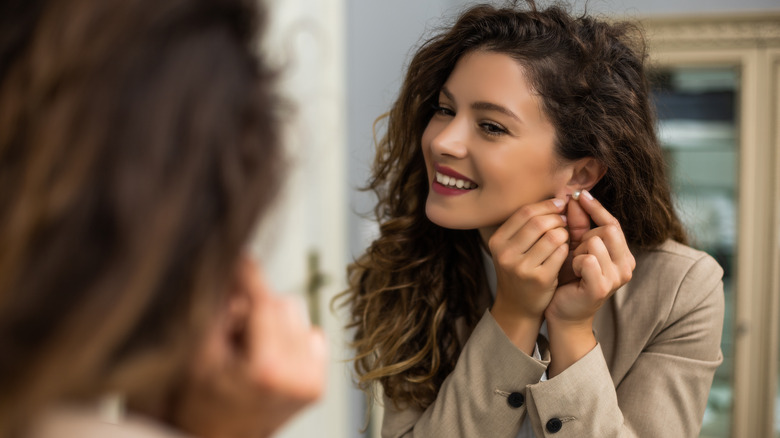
top-left (0, 0), bottom-right (295, 435)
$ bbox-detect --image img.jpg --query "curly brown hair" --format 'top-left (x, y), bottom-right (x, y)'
top-left (0, 0), bottom-right (281, 434)
top-left (338, 0), bottom-right (688, 411)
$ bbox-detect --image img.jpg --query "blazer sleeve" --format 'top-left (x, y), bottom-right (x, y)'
top-left (523, 253), bottom-right (725, 437)
top-left (381, 309), bottom-right (549, 438)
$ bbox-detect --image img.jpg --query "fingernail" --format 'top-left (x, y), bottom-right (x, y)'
top-left (553, 198), bottom-right (565, 208)
top-left (582, 189), bottom-right (593, 200)
top-left (560, 215), bottom-right (568, 224)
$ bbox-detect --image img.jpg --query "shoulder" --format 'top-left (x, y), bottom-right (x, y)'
top-left (29, 405), bottom-right (191, 438)
top-left (633, 239), bottom-right (722, 287)
top-left (626, 239), bottom-right (724, 317)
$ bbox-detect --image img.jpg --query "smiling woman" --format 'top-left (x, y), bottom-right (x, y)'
top-left (337, 1), bottom-right (724, 437)
top-left (422, 51), bottom-right (569, 232)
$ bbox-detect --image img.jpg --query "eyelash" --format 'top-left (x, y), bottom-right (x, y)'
top-left (431, 103), bottom-right (508, 137)
top-left (432, 104), bottom-right (454, 117)
top-left (479, 121), bottom-right (508, 137)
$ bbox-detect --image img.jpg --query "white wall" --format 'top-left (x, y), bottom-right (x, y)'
top-left (585, 0), bottom-right (780, 15)
top-left (257, 0), bottom-right (352, 437)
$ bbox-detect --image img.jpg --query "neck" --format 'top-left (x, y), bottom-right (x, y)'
top-left (477, 226), bottom-right (498, 254)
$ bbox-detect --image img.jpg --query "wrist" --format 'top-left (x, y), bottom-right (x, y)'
top-left (490, 304), bottom-right (543, 356)
top-left (545, 318), bottom-right (596, 377)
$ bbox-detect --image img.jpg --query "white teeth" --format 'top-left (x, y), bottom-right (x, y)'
top-left (434, 171), bottom-right (476, 190)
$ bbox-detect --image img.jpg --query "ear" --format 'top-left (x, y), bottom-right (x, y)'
top-left (192, 255), bottom-right (261, 372)
top-left (564, 157), bottom-right (606, 193)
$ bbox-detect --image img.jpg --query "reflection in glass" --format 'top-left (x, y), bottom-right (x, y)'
top-left (649, 67), bottom-right (738, 438)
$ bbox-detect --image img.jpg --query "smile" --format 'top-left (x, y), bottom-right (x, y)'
top-left (435, 171), bottom-right (477, 189)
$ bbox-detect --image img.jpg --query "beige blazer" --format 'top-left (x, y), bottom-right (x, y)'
top-left (29, 405), bottom-right (191, 438)
top-left (382, 239), bottom-right (725, 437)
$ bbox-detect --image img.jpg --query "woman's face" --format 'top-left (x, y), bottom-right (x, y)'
top-left (422, 50), bottom-right (572, 232)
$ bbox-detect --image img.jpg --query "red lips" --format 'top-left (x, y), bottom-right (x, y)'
top-left (431, 164), bottom-right (478, 196)
top-left (434, 164), bottom-right (476, 185)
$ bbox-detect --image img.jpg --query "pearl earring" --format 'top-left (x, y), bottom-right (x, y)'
top-left (572, 190), bottom-right (582, 201)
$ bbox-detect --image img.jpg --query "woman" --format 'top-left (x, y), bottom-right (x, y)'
top-left (340, 1), bottom-right (724, 437)
top-left (0, 0), bottom-right (326, 437)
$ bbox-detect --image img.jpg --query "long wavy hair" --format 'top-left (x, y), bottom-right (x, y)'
top-left (0, 0), bottom-right (281, 435)
top-left (339, 0), bottom-right (688, 411)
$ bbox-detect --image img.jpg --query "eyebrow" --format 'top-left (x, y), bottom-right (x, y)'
top-left (441, 86), bottom-right (521, 123)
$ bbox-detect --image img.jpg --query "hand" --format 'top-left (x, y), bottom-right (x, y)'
top-left (556, 193), bottom-right (592, 286)
top-left (546, 190), bottom-right (635, 325)
top-left (544, 190), bottom-right (635, 376)
top-left (487, 198), bottom-right (569, 353)
top-left (175, 255), bottom-right (328, 438)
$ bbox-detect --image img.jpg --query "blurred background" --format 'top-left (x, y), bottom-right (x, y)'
top-left (254, 0), bottom-right (780, 436)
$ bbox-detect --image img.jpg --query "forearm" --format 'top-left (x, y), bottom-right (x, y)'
top-left (545, 318), bottom-right (597, 378)
top-left (490, 303), bottom-right (542, 356)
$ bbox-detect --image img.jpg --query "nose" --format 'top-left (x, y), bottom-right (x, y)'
top-left (430, 117), bottom-right (468, 159)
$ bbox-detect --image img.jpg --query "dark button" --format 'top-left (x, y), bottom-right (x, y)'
top-left (506, 392), bottom-right (524, 408)
top-left (546, 418), bottom-right (563, 433)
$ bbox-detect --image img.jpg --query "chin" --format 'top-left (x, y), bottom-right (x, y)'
top-left (424, 204), bottom-right (487, 231)
top-left (426, 203), bottom-right (513, 233)
top-left (427, 216), bottom-right (475, 230)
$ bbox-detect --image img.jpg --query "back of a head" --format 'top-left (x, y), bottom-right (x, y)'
top-left (0, 0), bottom-right (281, 434)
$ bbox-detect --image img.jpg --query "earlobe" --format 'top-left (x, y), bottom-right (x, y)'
top-left (566, 157), bottom-right (606, 192)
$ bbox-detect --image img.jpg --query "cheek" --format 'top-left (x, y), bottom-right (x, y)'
top-left (486, 152), bottom-right (563, 200)
top-left (550, 169), bottom-right (573, 198)
top-left (420, 122), bottom-right (437, 167)
top-left (421, 120), bottom-right (435, 148)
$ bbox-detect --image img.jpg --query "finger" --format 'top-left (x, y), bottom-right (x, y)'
top-left (286, 328), bottom-right (328, 401)
top-left (490, 211), bottom-right (567, 256)
top-left (583, 237), bottom-right (612, 280)
top-left (573, 227), bottom-right (635, 280)
top-left (574, 189), bottom-right (620, 228)
top-left (289, 295), bottom-right (312, 329)
top-left (566, 194), bottom-right (591, 249)
top-left (521, 226), bottom-right (569, 268)
top-left (275, 295), bottom-right (312, 333)
top-left (490, 198), bottom-right (567, 246)
top-left (573, 253), bottom-right (604, 293)
top-left (248, 296), bottom-right (313, 377)
top-left (542, 242), bottom-right (569, 270)
top-left (310, 328), bottom-right (328, 364)
top-left (572, 224), bottom-right (628, 260)
top-left (557, 252), bottom-right (577, 285)
top-left (575, 227), bottom-right (636, 283)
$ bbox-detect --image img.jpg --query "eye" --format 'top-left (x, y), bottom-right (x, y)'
top-left (480, 121), bottom-right (508, 137)
top-left (432, 104), bottom-right (455, 117)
